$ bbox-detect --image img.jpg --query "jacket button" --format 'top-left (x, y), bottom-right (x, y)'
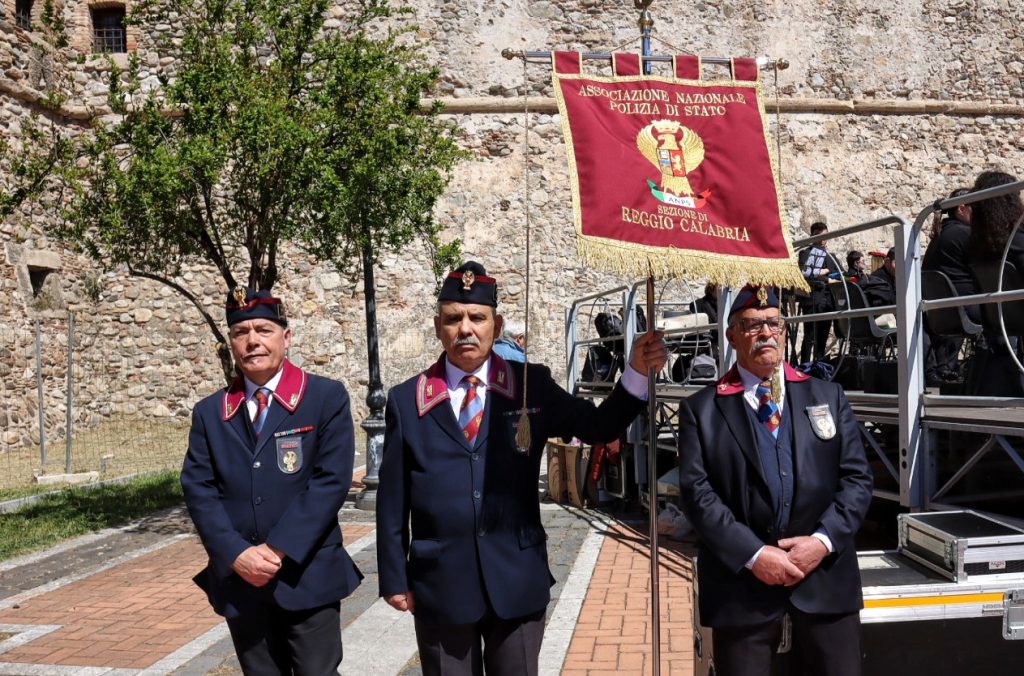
top-left (471, 453), bottom-right (479, 462)
top-left (473, 490), bottom-right (481, 500)
top-left (254, 497), bottom-right (263, 505)
top-left (478, 528), bottom-right (486, 537)
top-left (253, 461), bottom-right (261, 469)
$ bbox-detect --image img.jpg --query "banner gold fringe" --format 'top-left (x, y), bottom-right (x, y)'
top-left (576, 236), bottom-right (810, 292)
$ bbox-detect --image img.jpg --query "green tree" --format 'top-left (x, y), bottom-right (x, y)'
top-left (57, 0), bottom-right (465, 381)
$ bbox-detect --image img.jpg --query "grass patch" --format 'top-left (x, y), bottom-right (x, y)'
top-left (0, 471), bottom-right (184, 561)
top-left (0, 484), bottom-right (56, 502)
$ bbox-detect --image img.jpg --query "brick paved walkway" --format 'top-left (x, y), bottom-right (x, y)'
top-left (561, 522), bottom-right (696, 675)
top-left (0, 499), bottom-right (696, 674)
top-left (0, 538), bottom-right (217, 669)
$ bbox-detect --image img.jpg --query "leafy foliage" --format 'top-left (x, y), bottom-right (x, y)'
top-left (56, 0), bottom-right (465, 378)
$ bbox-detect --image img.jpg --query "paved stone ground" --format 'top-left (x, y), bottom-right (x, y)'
top-left (0, 467), bottom-right (699, 675)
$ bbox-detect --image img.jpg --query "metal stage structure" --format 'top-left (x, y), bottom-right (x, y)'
top-left (565, 180), bottom-right (1024, 520)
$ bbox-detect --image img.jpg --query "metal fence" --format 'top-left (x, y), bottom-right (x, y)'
top-left (0, 313), bottom-right (221, 491)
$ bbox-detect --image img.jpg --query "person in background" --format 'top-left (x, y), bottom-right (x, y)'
top-left (492, 318), bottom-right (527, 363)
top-left (690, 283), bottom-right (719, 325)
top-left (922, 187), bottom-right (974, 385)
top-left (964, 170), bottom-right (1024, 396)
top-left (678, 285), bottom-right (872, 676)
top-left (797, 222), bottom-right (842, 364)
top-left (845, 250), bottom-right (866, 282)
top-left (858, 247), bottom-right (897, 308)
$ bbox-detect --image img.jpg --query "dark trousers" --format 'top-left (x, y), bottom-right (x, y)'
top-left (712, 609), bottom-right (862, 676)
top-left (225, 602), bottom-right (342, 676)
top-left (414, 608), bottom-right (545, 676)
top-left (799, 294), bottom-right (834, 364)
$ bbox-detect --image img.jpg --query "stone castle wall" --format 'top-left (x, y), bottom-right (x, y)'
top-left (1, 0), bottom-right (1022, 451)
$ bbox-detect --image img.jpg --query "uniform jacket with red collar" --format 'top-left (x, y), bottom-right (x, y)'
top-left (181, 359), bottom-right (363, 618)
top-left (376, 352), bottom-right (646, 625)
top-left (677, 362), bottom-right (872, 628)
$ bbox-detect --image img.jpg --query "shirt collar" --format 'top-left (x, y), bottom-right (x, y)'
top-left (736, 363), bottom-right (770, 388)
top-left (244, 368), bottom-right (284, 400)
top-left (736, 363), bottom-right (787, 410)
top-left (444, 357), bottom-right (489, 391)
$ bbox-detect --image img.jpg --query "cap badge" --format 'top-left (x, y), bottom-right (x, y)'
top-left (462, 271), bottom-right (476, 291)
top-left (757, 287), bottom-right (768, 307)
top-left (233, 287), bottom-right (247, 306)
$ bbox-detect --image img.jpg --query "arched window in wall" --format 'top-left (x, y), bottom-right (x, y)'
top-left (91, 4), bottom-right (126, 53)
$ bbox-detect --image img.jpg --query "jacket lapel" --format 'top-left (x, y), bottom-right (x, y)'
top-left (784, 377), bottom-right (812, 477)
top-left (474, 355), bottom-right (516, 450)
top-left (221, 378), bottom-right (255, 451)
top-left (228, 405), bottom-right (255, 451)
top-left (715, 390), bottom-right (766, 487)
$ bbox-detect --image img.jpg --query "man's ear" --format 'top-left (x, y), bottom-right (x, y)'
top-left (433, 314), bottom-right (442, 340)
top-left (494, 313), bottom-right (504, 337)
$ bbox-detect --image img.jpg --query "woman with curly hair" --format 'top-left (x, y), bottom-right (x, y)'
top-left (967, 170), bottom-right (1024, 270)
top-left (965, 170), bottom-right (1024, 396)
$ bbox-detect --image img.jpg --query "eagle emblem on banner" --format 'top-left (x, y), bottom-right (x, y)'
top-left (636, 120), bottom-right (705, 197)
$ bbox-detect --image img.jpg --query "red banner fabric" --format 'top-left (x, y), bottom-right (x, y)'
top-left (613, 52), bottom-right (641, 76)
top-left (552, 53), bottom-right (805, 289)
top-left (674, 55), bottom-right (701, 80)
top-left (553, 51), bottom-right (582, 75)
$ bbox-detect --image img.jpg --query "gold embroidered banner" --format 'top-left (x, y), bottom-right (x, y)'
top-left (552, 52), bottom-right (807, 290)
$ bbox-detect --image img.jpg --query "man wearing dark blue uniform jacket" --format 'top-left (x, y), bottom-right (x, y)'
top-left (182, 288), bottom-right (362, 676)
top-left (376, 261), bottom-right (667, 676)
top-left (678, 285), bottom-right (872, 676)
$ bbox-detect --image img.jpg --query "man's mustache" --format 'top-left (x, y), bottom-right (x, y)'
top-left (753, 338), bottom-right (778, 350)
top-left (455, 335), bottom-right (481, 347)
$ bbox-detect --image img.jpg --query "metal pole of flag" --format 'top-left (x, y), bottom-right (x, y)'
top-left (501, 50), bottom-right (789, 72)
top-left (635, 3), bottom-right (662, 673)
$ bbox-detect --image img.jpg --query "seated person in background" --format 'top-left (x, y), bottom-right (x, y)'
top-left (966, 170), bottom-right (1024, 276)
top-left (964, 170), bottom-right (1024, 397)
top-left (858, 248), bottom-right (897, 308)
top-left (797, 222), bottom-right (842, 364)
top-left (845, 250), bottom-right (867, 282)
top-left (690, 283), bottom-right (719, 325)
top-left (492, 318), bottom-right (527, 363)
top-left (923, 188), bottom-right (974, 299)
top-left (922, 187), bottom-right (973, 385)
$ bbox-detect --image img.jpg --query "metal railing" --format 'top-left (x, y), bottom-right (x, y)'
top-left (564, 183), bottom-right (1024, 516)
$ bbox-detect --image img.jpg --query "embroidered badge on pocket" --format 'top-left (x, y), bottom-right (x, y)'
top-left (805, 404), bottom-right (836, 440)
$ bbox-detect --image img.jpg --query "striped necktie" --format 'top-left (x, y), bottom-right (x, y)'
top-left (252, 387), bottom-right (271, 436)
top-left (459, 375), bottom-right (484, 445)
top-left (756, 378), bottom-right (780, 437)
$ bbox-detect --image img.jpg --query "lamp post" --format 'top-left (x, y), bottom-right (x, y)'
top-left (355, 241), bottom-right (385, 510)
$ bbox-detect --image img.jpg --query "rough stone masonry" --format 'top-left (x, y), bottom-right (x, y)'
top-left (0, 0), bottom-right (1022, 454)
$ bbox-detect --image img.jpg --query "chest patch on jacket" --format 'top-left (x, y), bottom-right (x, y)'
top-left (805, 404), bottom-right (836, 440)
top-left (277, 437), bottom-right (303, 474)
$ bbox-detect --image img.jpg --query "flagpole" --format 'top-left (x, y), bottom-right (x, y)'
top-left (634, 4), bottom-right (663, 674)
